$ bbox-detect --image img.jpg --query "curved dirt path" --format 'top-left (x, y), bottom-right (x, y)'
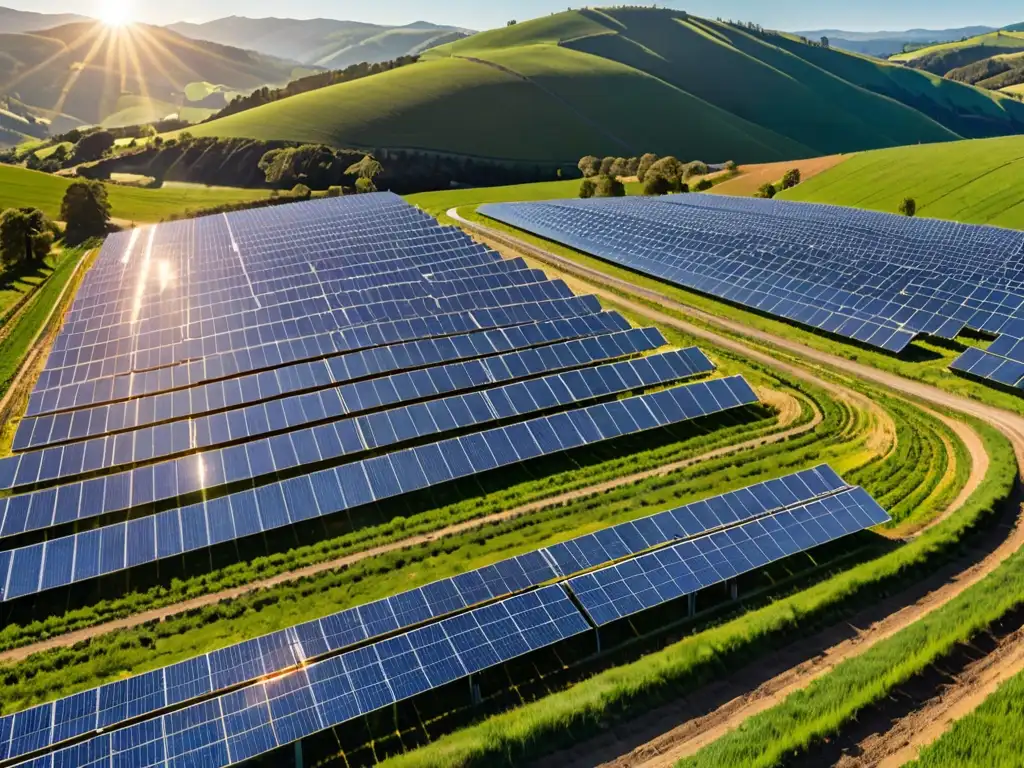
top-left (447, 210), bottom-right (1024, 768)
top-left (0, 390), bottom-right (816, 665)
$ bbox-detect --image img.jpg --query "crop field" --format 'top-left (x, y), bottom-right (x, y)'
top-left (0, 164), bottom-right (271, 222)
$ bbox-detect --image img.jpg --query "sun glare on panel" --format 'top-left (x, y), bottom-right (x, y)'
top-left (98, 0), bottom-right (134, 27)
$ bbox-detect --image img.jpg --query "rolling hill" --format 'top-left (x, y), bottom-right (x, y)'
top-left (779, 135), bottom-right (1024, 229)
top-left (0, 22), bottom-right (298, 127)
top-left (795, 26), bottom-right (997, 58)
top-left (0, 5), bottom-right (89, 35)
top-left (891, 30), bottom-right (1024, 74)
top-left (168, 16), bottom-right (471, 69)
top-left (188, 8), bottom-right (1024, 166)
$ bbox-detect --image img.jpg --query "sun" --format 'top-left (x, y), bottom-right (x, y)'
top-left (98, 0), bottom-right (134, 26)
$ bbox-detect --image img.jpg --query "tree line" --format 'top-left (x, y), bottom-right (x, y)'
top-left (576, 153), bottom-right (732, 198)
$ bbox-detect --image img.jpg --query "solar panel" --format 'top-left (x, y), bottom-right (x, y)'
top-left (480, 195), bottom-right (1024, 389)
top-left (567, 486), bottom-right (891, 625)
top-left (0, 376), bottom-right (758, 603)
top-left (16, 586), bottom-right (590, 768)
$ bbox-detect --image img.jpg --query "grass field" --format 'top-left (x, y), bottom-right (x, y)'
top-left (189, 8), bottom-right (1024, 165)
top-left (891, 30), bottom-right (1024, 73)
top-left (0, 164), bottom-right (271, 222)
top-left (779, 135), bottom-right (1024, 228)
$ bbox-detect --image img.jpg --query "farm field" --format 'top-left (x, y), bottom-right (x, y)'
top-left (780, 134), bottom-right (1024, 227)
top-left (188, 8), bottom-right (1024, 165)
top-left (0, 164), bottom-right (271, 222)
top-left (711, 154), bottom-right (847, 196)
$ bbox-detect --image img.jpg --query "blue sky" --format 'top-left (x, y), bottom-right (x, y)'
top-left (17, 0), bottom-right (1024, 31)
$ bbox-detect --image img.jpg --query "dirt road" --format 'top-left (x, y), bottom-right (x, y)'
top-left (448, 210), bottom-right (1024, 768)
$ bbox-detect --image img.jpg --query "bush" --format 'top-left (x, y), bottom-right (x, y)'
top-left (899, 197), bottom-right (917, 217)
top-left (595, 175), bottom-right (626, 198)
top-left (755, 182), bottom-right (777, 199)
top-left (71, 130), bottom-right (115, 163)
top-left (61, 181), bottom-right (111, 245)
top-left (679, 183), bottom-right (690, 193)
top-left (326, 186), bottom-right (343, 198)
top-left (684, 161), bottom-right (709, 179)
top-left (354, 178), bottom-right (378, 194)
top-left (643, 172), bottom-right (674, 196)
top-left (291, 183), bottom-right (312, 199)
top-left (579, 179), bottom-right (596, 199)
top-left (695, 178), bottom-right (714, 192)
top-left (781, 168), bottom-right (801, 189)
top-left (725, 160), bottom-right (738, 172)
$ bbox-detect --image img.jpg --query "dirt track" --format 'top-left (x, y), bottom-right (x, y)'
top-left (449, 210), bottom-right (1024, 768)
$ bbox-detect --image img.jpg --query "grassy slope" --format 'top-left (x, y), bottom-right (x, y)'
top-left (193, 9), bottom-right (1024, 165)
top-left (0, 165), bottom-right (269, 222)
top-left (891, 30), bottom-right (1024, 71)
top-left (780, 135), bottom-right (1024, 228)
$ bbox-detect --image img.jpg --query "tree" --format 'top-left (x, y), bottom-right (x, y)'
top-left (355, 177), bottom-right (378, 194)
top-left (695, 178), bottom-right (713, 191)
top-left (599, 156), bottom-right (616, 176)
top-left (626, 156), bottom-right (641, 176)
top-left (0, 208), bottom-right (55, 267)
top-left (291, 183), bottom-right (312, 199)
top-left (71, 130), bottom-right (115, 163)
top-left (636, 153), bottom-right (659, 182)
top-left (579, 178), bottom-right (596, 198)
top-left (595, 175), bottom-right (626, 197)
top-left (643, 171), bottom-right (674, 196)
top-left (577, 155), bottom-right (600, 178)
top-left (345, 154), bottom-right (383, 181)
top-left (821, 36), bottom-right (830, 49)
top-left (899, 197), bottom-right (917, 217)
top-left (754, 182), bottom-right (777, 199)
top-left (327, 186), bottom-right (343, 197)
top-left (781, 168), bottom-right (801, 189)
top-left (725, 160), bottom-right (738, 172)
top-left (609, 157), bottom-right (629, 178)
top-left (61, 180), bottom-right (111, 245)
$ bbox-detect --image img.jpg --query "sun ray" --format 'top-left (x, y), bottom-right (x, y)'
top-left (120, 27), bottom-right (158, 119)
top-left (98, 25), bottom-right (120, 126)
top-left (51, 26), bottom-right (110, 118)
top-left (133, 25), bottom-right (202, 88)
top-left (0, 24), bottom-right (102, 94)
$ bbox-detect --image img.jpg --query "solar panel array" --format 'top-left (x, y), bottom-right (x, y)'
top-left (1, 466), bottom-right (890, 766)
top-left (0, 192), bottom-right (765, 607)
top-left (480, 195), bottom-right (1024, 390)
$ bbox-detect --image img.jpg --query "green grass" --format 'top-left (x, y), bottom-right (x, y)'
top-left (0, 164), bottom-right (270, 222)
top-left (909, 668), bottom-right (1024, 767)
top-left (779, 135), bottom-right (1024, 228)
top-left (891, 30), bottom-right (1024, 73)
top-left (190, 9), bottom-right (1024, 165)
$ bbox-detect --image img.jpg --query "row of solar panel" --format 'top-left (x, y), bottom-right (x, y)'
top-left (0, 466), bottom-right (845, 764)
top-left (8, 480), bottom-right (889, 768)
top-left (950, 343), bottom-right (1024, 389)
top-left (569, 486), bottom-right (890, 625)
top-left (44, 280), bottom-right (579, 381)
top-left (2, 326), bottom-right (671, 491)
top-left (14, 312), bottom-right (631, 452)
top-left (28, 296), bottom-right (605, 417)
top-left (0, 344), bottom-right (708, 543)
top-left (9, 586), bottom-right (591, 768)
top-left (0, 376), bottom-right (759, 602)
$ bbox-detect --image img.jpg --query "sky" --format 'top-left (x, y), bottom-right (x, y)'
top-left (10, 0), bottom-right (1024, 32)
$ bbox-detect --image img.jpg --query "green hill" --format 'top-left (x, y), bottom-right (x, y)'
top-left (188, 8), bottom-right (1024, 165)
top-left (890, 30), bottom-right (1024, 74)
top-left (779, 135), bottom-right (1024, 229)
top-left (0, 164), bottom-right (270, 222)
top-left (0, 22), bottom-right (297, 126)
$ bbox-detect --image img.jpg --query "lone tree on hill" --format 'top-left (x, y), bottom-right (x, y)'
top-left (0, 208), bottom-right (55, 267)
top-left (61, 180), bottom-right (111, 245)
top-left (781, 168), bottom-right (801, 189)
top-left (578, 155), bottom-right (600, 178)
top-left (899, 197), bottom-right (917, 217)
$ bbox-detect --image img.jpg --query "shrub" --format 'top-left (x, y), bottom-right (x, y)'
top-left (579, 178), bottom-right (597, 198)
top-left (326, 186), bottom-right (343, 198)
top-left (684, 161), bottom-right (709, 179)
top-left (291, 183), bottom-right (312, 200)
top-left (725, 160), bottom-right (738, 172)
top-left (781, 168), bottom-right (801, 189)
top-left (354, 178), bottom-right (377, 194)
top-left (755, 182), bottom-right (777, 199)
top-left (695, 178), bottom-right (714, 192)
top-left (899, 197), bottom-right (917, 217)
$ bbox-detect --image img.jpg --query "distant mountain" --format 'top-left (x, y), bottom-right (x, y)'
top-left (0, 5), bottom-right (90, 34)
top-left (795, 26), bottom-right (998, 57)
top-left (168, 16), bottom-right (473, 69)
top-left (0, 22), bottom-right (299, 127)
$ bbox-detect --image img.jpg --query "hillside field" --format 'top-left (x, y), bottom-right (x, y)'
top-left (891, 30), bottom-right (1024, 72)
top-left (0, 165), bottom-right (271, 222)
top-left (188, 8), bottom-right (1024, 166)
top-left (779, 135), bottom-right (1024, 228)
